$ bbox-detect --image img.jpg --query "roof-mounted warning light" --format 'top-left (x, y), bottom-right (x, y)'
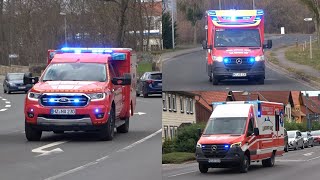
top-left (257, 10), bottom-right (264, 16)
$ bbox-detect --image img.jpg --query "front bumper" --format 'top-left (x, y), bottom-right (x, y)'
top-left (196, 146), bottom-right (244, 168)
top-left (288, 142), bottom-right (298, 149)
top-left (211, 61), bottom-right (265, 80)
top-left (7, 84), bottom-right (32, 92)
top-left (25, 100), bottom-right (111, 131)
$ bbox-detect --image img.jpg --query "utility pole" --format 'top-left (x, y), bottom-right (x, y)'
top-left (60, 12), bottom-right (67, 46)
top-left (171, 0), bottom-right (175, 49)
top-left (253, 0), bottom-right (256, 10)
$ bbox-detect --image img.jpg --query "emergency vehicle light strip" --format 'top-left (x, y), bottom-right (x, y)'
top-left (61, 47), bottom-right (113, 53)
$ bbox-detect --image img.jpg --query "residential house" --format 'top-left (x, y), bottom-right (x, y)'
top-left (162, 92), bottom-right (196, 139)
top-left (193, 91), bottom-right (232, 124)
top-left (301, 95), bottom-right (320, 123)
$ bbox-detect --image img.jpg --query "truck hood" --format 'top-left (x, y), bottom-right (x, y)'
top-left (198, 134), bottom-right (244, 145)
top-left (32, 81), bottom-right (106, 93)
top-left (214, 47), bottom-right (262, 57)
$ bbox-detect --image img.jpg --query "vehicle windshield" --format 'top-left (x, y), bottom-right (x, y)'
top-left (203, 117), bottom-right (247, 135)
top-left (42, 63), bottom-right (107, 82)
top-left (149, 73), bottom-right (162, 80)
top-left (214, 29), bottom-right (261, 47)
top-left (287, 131), bottom-right (296, 138)
top-left (311, 131), bottom-right (320, 136)
top-left (8, 74), bottom-right (24, 81)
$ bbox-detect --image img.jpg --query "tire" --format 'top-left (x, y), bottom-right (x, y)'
top-left (311, 143), bottom-right (314, 147)
top-left (301, 143), bottom-right (304, 149)
top-left (284, 144), bottom-right (288, 152)
top-left (99, 106), bottom-right (115, 141)
top-left (240, 155), bottom-right (250, 173)
top-left (25, 122), bottom-right (42, 141)
top-left (212, 75), bottom-right (219, 85)
top-left (117, 117), bottom-right (129, 133)
top-left (257, 78), bottom-right (264, 85)
top-left (199, 163), bottom-right (208, 173)
top-left (136, 92), bottom-right (140, 97)
top-left (262, 153), bottom-right (275, 167)
top-left (143, 89), bottom-right (148, 98)
top-left (3, 88), bottom-right (6, 94)
top-left (294, 146), bottom-right (297, 150)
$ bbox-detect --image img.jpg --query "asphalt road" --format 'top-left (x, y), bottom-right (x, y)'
top-left (163, 145), bottom-right (320, 180)
top-left (163, 34), bottom-right (317, 91)
top-left (0, 86), bottom-right (162, 180)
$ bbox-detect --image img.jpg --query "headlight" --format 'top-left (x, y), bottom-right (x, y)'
top-left (255, 55), bottom-right (265, 61)
top-left (9, 82), bottom-right (16, 86)
top-left (196, 142), bottom-right (202, 148)
top-left (28, 92), bottom-right (41, 101)
top-left (88, 93), bottom-right (105, 101)
top-left (212, 56), bottom-right (223, 62)
top-left (231, 142), bottom-right (242, 148)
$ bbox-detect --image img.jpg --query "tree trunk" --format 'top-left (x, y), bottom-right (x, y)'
top-left (193, 21), bottom-right (197, 45)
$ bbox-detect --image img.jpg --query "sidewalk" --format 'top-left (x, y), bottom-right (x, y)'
top-left (273, 47), bottom-right (320, 78)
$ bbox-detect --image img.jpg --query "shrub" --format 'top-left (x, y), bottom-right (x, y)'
top-left (162, 138), bottom-right (175, 154)
top-left (173, 123), bottom-right (206, 153)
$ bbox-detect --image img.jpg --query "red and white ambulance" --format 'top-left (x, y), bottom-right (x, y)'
top-left (196, 101), bottom-right (285, 173)
top-left (24, 48), bottom-right (136, 141)
top-left (202, 10), bottom-right (273, 85)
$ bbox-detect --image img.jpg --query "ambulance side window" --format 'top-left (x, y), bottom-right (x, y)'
top-left (247, 118), bottom-right (254, 136)
top-left (109, 63), bottom-right (118, 77)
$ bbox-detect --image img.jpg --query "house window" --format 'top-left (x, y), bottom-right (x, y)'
top-left (174, 126), bottom-right (178, 136)
top-left (186, 97), bottom-right (189, 114)
top-left (180, 96), bottom-right (184, 113)
top-left (172, 94), bottom-right (176, 112)
top-left (168, 94), bottom-right (172, 111)
top-left (170, 126), bottom-right (174, 139)
top-left (190, 98), bottom-right (194, 114)
top-left (164, 125), bottom-right (168, 139)
top-left (162, 92), bottom-right (167, 111)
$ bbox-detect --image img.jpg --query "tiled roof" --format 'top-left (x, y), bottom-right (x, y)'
top-left (193, 91), bottom-right (229, 111)
top-left (258, 91), bottom-right (291, 105)
top-left (232, 92), bottom-right (260, 101)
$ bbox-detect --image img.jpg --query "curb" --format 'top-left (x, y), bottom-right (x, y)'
top-left (266, 51), bottom-right (320, 90)
top-left (161, 47), bottom-right (203, 63)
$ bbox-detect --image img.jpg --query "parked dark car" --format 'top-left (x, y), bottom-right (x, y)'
top-left (287, 130), bottom-right (304, 150)
top-left (137, 72), bottom-right (162, 98)
top-left (284, 128), bottom-right (288, 152)
top-left (311, 130), bottom-right (320, 145)
top-left (3, 73), bottom-right (32, 94)
top-left (302, 132), bottom-right (314, 148)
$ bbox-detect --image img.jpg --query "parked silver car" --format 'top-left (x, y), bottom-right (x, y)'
top-left (287, 130), bottom-right (304, 150)
top-left (302, 132), bottom-right (314, 148)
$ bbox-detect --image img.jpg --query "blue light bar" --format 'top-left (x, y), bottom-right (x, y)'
top-left (249, 58), bottom-right (255, 63)
top-left (257, 10), bottom-right (264, 15)
top-left (61, 47), bottom-right (113, 54)
top-left (111, 53), bottom-right (126, 61)
top-left (207, 10), bottom-right (216, 16)
top-left (224, 145), bottom-right (229, 148)
top-left (74, 99), bottom-right (80, 103)
top-left (223, 58), bottom-right (230, 64)
top-left (255, 15), bottom-right (262, 20)
top-left (213, 102), bottom-right (227, 105)
top-left (49, 98), bottom-right (55, 103)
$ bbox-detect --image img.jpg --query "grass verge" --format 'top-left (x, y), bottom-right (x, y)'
top-left (137, 62), bottom-right (153, 76)
top-left (285, 43), bottom-right (320, 71)
top-left (265, 51), bottom-right (279, 65)
top-left (162, 152), bottom-right (196, 164)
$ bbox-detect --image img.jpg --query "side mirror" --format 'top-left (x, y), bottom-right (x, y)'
top-left (263, 40), bottom-right (273, 49)
top-left (197, 128), bottom-right (202, 138)
top-left (112, 73), bottom-right (131, 85)
top-left (23, 75), bottom-right (39, 85)
top-left (254, 128), bottom-right (259, 136)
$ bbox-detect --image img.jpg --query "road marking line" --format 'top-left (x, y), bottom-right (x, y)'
top-left (303, 152), bottom-right (314, 156)
top-left (44, 129), bottom-right (162, 180)
top-left (5, 101), bottom-right (10, 104)
top-left (133, 112), bottom-right (146, 116)
top-left (2, 99), bottom-right (7, 101)
top-left (306, 155), bottom-right (320, 162)
top-left (0, 108), bottom-right (7, 112)
top-left (276, 159), bottom-right (304, 162)
top-left (32, 141), bottom-right (68, 157)
top-left (168, 170), bottom-right (199, 178)
top-left (5, 105), bottom-right (11, 108)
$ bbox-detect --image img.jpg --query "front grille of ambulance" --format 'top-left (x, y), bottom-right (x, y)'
top-left (224, 57), bottom-right (254, 70)
top-left (40, 94), bottom-right (89, 107)
top-left (202, 144), bottom-right (229, 158)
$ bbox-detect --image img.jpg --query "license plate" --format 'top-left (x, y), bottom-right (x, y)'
top-left (51, 109), bottom-right (76, 115)
top-left (18, 86), bottom-right (26, 89)
top-left (158, 83), bottom-right (162, 86)
top-left (232, 73), bottom-right (247, 77)
top-left (208, 158), bottom-right (221, 163)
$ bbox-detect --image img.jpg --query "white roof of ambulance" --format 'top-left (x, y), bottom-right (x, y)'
top-left (210, 104), bottom-right (252, 118)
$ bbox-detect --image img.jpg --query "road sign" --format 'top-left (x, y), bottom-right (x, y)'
top-left (304, 18), bottom-right (313, 22)
top-left (8, 54), bottom-right (19, 58)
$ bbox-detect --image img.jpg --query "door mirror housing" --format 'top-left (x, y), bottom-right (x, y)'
top-left (254, 128), bottom-right (259, 136)
top-left (202, 40), bottom-right (212, 50)
top-left (263, 40), bottom-right (273, 49)
top-left (112, 73), bottom-right (131, 85)
top-left (23, 76), bottom-right (39, 85)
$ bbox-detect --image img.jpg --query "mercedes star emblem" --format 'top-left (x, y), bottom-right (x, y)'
top-left (211, 145), bottom-right (217, 152)
top-left (236, 58), bottom-right (242, 64)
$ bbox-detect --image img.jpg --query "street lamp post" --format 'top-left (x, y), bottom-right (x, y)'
top-left (60, 12), bottom-right (67, 46)
top-left (253, 0), bottom-right (255, 9)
